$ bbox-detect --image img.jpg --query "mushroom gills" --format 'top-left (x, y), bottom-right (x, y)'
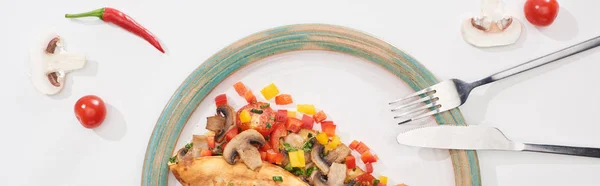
top-left (461, 0), bottom-right (522, 47)
top-left (222, 129), bottom-right (266, 170)
top-left (311, 143), bottom-right (331, 174)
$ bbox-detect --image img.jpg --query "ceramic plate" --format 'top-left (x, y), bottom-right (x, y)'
top-left (141, 24), bottom-right (481, 186)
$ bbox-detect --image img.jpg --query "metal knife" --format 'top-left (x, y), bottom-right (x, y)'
top-left (396, 125), bottom-right (600, 158)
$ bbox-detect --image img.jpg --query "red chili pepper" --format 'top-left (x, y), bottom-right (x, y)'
top-left (65, 7), bottom-right (165, 53)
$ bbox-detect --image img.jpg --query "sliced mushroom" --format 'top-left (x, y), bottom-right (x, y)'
top-left (309, 171), bottom-right (328, 186)
top-left (29, 32), bottom-right (86, 95)
top-left (205, 115), bottom-right (226, 132)
top-left (325, 144), bottom-right (351, 163)
top-left (191, 135), bottom-right (209, 157)
top-left (214, 105), bottom-right (235, 142)
top-left (176, 147), bottom-right (193, 166)
top-left (311, 143), bottom-right (331, 174)
top-left (222, 129), bottom-right (266, 170)
top-left (461, 0), bottom-right (522, 47)
top-left (284, 133), bottom-right (305, 148)
top-left (327, 163), bottom-right (347, 186)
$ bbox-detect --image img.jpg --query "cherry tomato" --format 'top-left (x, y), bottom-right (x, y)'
top-left (524, 0), bottom-right (559, 27)
top-left (74, 95), bottom-right (107, 129)
top-left (235, 102), bottom-right (276, 136)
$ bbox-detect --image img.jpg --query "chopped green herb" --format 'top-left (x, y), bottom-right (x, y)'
top-left (169, 155), bottom-right (177, 164)
top-left (284, 163), bottom-right (293, 171)
top-left (228, 182), bottom-right (233, 186)
top-left (250, 109), bottom-right (263, 114)
top-left (353, 168), bottom-right (356, 171)
top-left (301, 137), bottom-right (315, 152)
top-left (292, 168), bottom-right (304, 176)
top-left (273, 176), bottom-right (283, 182)
top-left (283, 143), bottom-right (297, 152)
top-left (265, 136), bottom-right (270, 141)
top-left (373, 179), bottom-right (380, 186)
top-left (305, 167), bottom-right (316, 177)
top-left (307, 133), bottom-right (313, 138)
top-left (185, 142), bottom-right (193, 150)
top-left (270, 117), bottom-right (275, 121)
top-left (266, 122), bottom-right (272, 129)
top-left (260, 103), bottom-right (270, 109)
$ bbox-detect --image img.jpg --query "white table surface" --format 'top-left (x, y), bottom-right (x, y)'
top-left (2, 0), bottom-right (600, 185)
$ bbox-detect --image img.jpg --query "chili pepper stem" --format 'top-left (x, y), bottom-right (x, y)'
top-left (64, 8), bottom-right (105, 19)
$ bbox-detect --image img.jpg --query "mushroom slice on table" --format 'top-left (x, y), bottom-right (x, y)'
top-left (222, 129), bottom-right (266, 170)
top-left (29, 32), bottom-right (86, 95)
top-left (461, 0), bottom-right (522, 47)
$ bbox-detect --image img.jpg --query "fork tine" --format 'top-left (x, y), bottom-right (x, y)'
top-left (397, 109), bottom-right (440, 125)
top-left (390, 95), bottom-right (437, 112)
top-left (389, 87), bottom-right (435, 105)
top-left (393, 102), bottom-right (439, 119)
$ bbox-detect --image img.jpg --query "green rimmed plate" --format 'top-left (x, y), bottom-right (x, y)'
top-left (142, 24), bottom-right (481, 186)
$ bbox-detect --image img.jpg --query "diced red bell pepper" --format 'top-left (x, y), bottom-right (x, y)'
top-left (214, 94), bottom-right (227, 107)
top-left (233, 82), bottom-right (248, 96)
top-left (349, 140), bottom-right (359, 150)
top-left (356, 142), bottom-right (370, 154)
top-left (260, 142), bottom-right (272, 151)
top-left (276, 109), bottom-right (288, 122)
top-left (266, 149), bottom-right (284, 165)
top-left (345, 156), bottom-right (356, 169)
top-left (355, 173), bottom-right (376, 185)
top-left (313, 110), bottom-right (327, 123)
top-left (320, 121), bottom-right (336, 137)
top-left (270, 124), bottom-right (288, 152)
top-left (275, 94), bottom-right (293, 105)
top-left (225, 127), bottom-right (239, 141)
top-left (286, 118), bottom-right (303, 133)
top-left (301, 114), bottom-right (314, 129)
top-left (365, 162), bottom-right (373, 173)
top-left (243, 91), bottom-right (257, 104)
top-left (207, 136), bottom-right (215, 149)
top-left (260, 151), bottom-right (267, 161)
top-left (361, 151), bottom-right (377, 163)
top-left (200, 149), bottom-right (212, 157)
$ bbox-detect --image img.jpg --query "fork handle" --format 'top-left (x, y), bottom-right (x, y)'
top-left (472, 35), bottom-right (600, 87)
top-left (523, 143), bottom-right (600, 158)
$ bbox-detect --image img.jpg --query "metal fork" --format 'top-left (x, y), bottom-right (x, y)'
top-left (390, 35), bottom-right (600, 125)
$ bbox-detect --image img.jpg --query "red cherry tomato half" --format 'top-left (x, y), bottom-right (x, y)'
top-left (74, 95), bottom-right (107, 129)
top-left (524, 0), bottom-right (559, 27)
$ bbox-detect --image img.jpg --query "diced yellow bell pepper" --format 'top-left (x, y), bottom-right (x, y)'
top-left (325, 144), bottom-right (335, 152)
top-left (297, 104), bottom-right (316, 115)
top-left (239, 110), bottom-right (251, 123)
top-left (287, 111), bottom-right (297, 118)
top-left (316, 132), bottom-right (329, 145)
top-left (379, 176), bottom-right (388, 184)
top-left (327, 135), bottom-right (341, 148)
top-left (288, 150), bottom-right (306, 168)
top-left (260, 83), bottom-right (280, 100)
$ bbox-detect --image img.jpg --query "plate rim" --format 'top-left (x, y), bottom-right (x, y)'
top-left (141, 23), bottom-right (481, 186)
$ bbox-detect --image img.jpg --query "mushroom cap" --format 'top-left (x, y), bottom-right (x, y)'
top-left (222, 129), bottom-right (266, 170)
top-left (215, 105), bottom-right (235, 142)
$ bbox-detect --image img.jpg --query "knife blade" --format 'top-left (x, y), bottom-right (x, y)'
top-left (396, 125), bottom-right (600, 158)
top-left (396, 125), bottom-right (525, 151)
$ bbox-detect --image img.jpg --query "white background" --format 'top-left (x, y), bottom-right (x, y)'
top-left (2, 0), bottom-right (600, 186)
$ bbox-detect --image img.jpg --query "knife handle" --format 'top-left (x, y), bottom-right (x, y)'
top-left (523, 143), bottom-right (600, 158)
